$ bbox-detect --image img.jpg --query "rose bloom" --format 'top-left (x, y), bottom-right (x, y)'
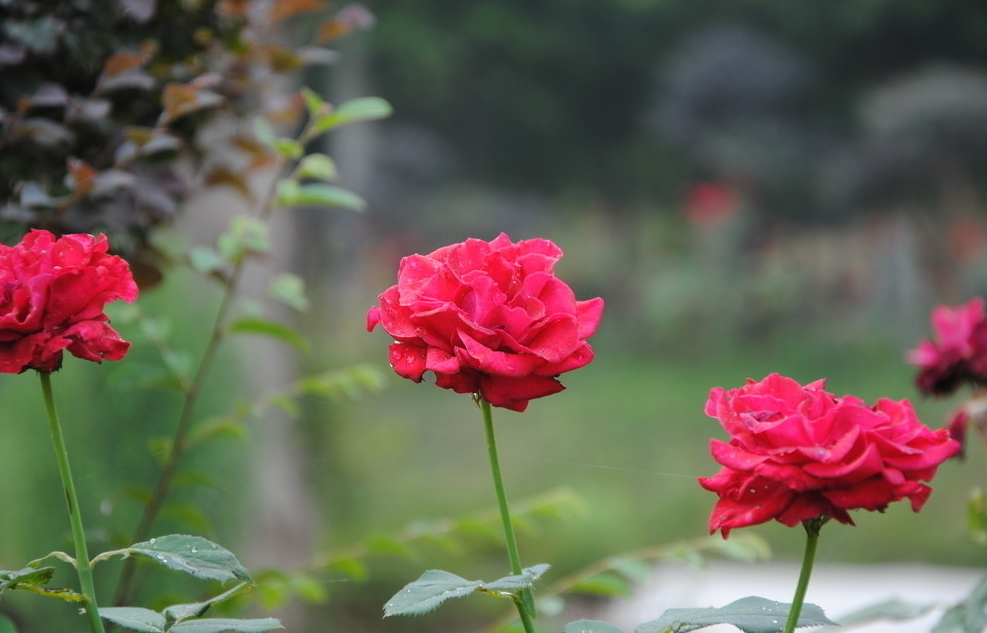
top-left (699, 374), bottom-right (959, 537)
top-left (908, 297), bottom-right (987, 396)
top-left (367, 233), bottom-right (604, 412)
top-left (0, 230), bottom-right (139, 373)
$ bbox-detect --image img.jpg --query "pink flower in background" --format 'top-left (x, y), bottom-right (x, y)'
top-left (682, 181), bottom-right (740, 226)
top-left (909, 297), bottom-right (987, 395)
top-left (699, 373), bottom-right (959, 537)
top-left (0, 230), bottom-right (139, 373)
top-left (367, 233), bottom-right (604, 411)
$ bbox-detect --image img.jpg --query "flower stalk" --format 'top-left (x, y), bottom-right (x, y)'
top-left (479, 397), bottom-right (537, 633)
top-left (783, 518), bottom-right (823, 633)
top-left (39, 372), bottom-right (107, 633)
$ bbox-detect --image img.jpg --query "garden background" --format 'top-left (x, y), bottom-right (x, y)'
top-left (3, 0), bottom-right (987, 631)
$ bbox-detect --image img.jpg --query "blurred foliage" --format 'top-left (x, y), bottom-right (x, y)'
top-left (0, 0), bottom-right (369, 284)
top-left (365, 0), bottom-right (987, 221)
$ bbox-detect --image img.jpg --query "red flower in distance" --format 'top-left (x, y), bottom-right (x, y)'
top-left (699, 374), bottom-right (959, 537)
top-left (908, 297), bottom-right (987, 396)
top-left (0, 230), bottom-right (139, 373)
top-left (367, 233), bottom-right (604, 412)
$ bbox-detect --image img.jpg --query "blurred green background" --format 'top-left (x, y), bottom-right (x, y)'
top-left (4, 0), bottom-right (987, 631)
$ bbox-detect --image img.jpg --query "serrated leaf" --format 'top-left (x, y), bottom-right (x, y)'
top-left (383, 570), bottom-right (482, 617)
top-left (636, 597), bottom-right (835, 633)
top-left (98, 607), bottom-right (166, 632)
top-left (127, 535), bottom-right (251, 583)
top-left (565, 620), bottom-right (625, 633)
top-left (226, 317), bottom-right (308, 352)
top-left (313, 96), bottom-right (392, 133)
top-left (384, 565), bottom-right (548, 618)
top-left (276, 182), bottom-right (366, 211)
top-left (484, 564), bottom-right (549, 591)
top-left (169, 618), bottom-right (283, 633)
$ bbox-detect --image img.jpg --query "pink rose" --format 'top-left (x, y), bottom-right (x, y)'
top-left (908, 297), bottom-right (987, 395)
top-left (0, 230), bottom-right (139, 373)
top-left (699, 374), bottom-right (959, 537)
top-left (367, 233), bottom-right (604, 411)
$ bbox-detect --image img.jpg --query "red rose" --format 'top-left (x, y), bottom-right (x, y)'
top-left (699, 374), bottom-right (959, 537)
top-left (908, 297), bottom-right (987, 395)
top-left (0, 230), bottom-right (139, 373)
top-left (367, 233), bottom-right (604, 411)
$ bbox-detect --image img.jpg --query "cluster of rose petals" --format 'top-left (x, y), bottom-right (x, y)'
top-left (699, 373), bottom-right (959, 537)
top-left (0, 230), bottom-right (139, 373)
top-left (908, 297), bottom-right (987, 396)
top-left (367, 233), bottom-right (604, 411)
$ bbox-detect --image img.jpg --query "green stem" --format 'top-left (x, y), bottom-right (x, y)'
top-left (783, 519), bottom-right (823, 633)
top-left (479, 398), bottom-right (537, 633)
top-left (113, 133), bottom-right (299, 608)
top-left (39, 372), bottom-right (107, 633)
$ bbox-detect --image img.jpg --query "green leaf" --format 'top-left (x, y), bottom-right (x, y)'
top-left (968, 488), bottom-right (987, 546)
top-left (0, 567), bottom-right (55, 594)
top-left (127, 535), bottom-right (251, 583)
top-left (565, 620), bottom-right (625, 633)
top-left (934, 574), bottom-right (987, 633)
top-left (484, 564), bottom-right (550, 591)
top-left (98, 607), bottom-right (166, 632)
top-left (384, 565), bottom-right (548, 618)
top-left (0, 566), bottom-right (81, 602)
top-left (253, 117), bottom-right (276, 148)
top-left (0, 615), bottom-right (18, 633)
top-left (276, 182), bottom-right (366, 211)
top-left (366, 534), bottom-right (414, 559)
top-left (313, 96), bottom-right (392, 133)
top-left (163, 583), bottom-right (251, 621)
top-left (217, 217), bottom-right (270, 262)
top-left (169, 619), bottom-right (282, 633)
top-left (266, 273), bottom-right (309, 312)
top-left (226, 317), bottom-right (308, 352)
top-left (160, 502), bottom-right (213, 534)
top-left (295, 154), bottom-right (338, 182)
top-left (273, 138), bottom-right (303, 159)
top-left (188, 246), bottom-right (227, 275)
top-left (835, 598), bottom-right (935, 629)
top-left (383, 570), bottom-right (483, 617)
top-left (289, 574), bottom-right (329, 604)
top-left (571, 572), bottom-right (632, 597)
top-left (327, 557), bottom-right (369, 582)
top-left (636, 597), bottom-right (835, 633)
top-left (300, 87), bottom-right (327, 117)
